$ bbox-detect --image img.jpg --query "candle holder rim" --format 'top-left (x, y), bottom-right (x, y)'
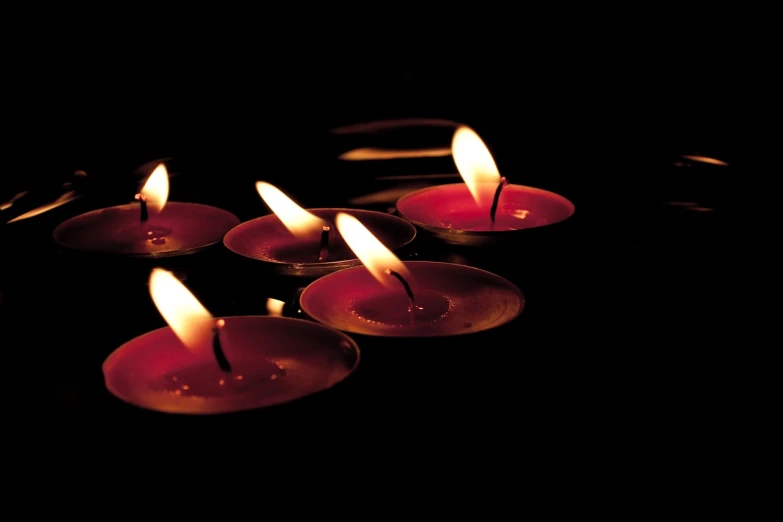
top-left (301, 259), bottom-right (524, 295)
top-left (102, 315), bottom-right (361, 414)
top-left (223, 207), bottom-right (417, 267)
top-left (55, 200), bottom-right (238, 224)
top-left (55, 243), bottom-right (225, 259)
top-left (299, 260), bottom-right (525, 338)
top-left (396, 183), bottom-right (575, 236)
top-left (53, 201), bottom-right (240, 258)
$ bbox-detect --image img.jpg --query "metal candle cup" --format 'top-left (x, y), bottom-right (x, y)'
top-left (223, 182), bottom-right (416, 277)
top-left (396, 125), bottom-right (574, 246)
top-left (55, 202), bottom-right (240, 257)
top-left (299, 213), bottom-right (524, 337)
top-left (224, 209), bottom-right (416, 277)
top-left (396, 183), bottom-right (574, 246)
top-left (104, 316), bottom-right (360, 414)
top-left (103, 269), bottom-right (359, 414)
top-left (53, 164), bottom-right (239, 257)
top-left (300, 261), bottom-right (524, 337)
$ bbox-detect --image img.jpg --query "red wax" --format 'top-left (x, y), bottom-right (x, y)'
top-left (300, 261), bottom-right (524, 337)
top-left (103, 316), bottom-right (360, 414)
top-left (224, 208), bottom-right (416, 277)
top-left (116, 223), bottom-right (173, 244)
top-left (263, 241), bottom-right (356, 264)
top-left (351, 290), bottom-right (452, 326)
top-left (396, 183), bottom-right (574, 245)
top-left (149, 359), bottom-right (287, 397)
top-left (54, 202), bottom-right (240, 257)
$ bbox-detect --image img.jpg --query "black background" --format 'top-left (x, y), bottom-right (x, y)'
top-left (1, 13), bottom-right (762, 466)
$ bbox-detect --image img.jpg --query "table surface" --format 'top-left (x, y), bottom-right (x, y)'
top-left (1, 117), bottom-right (746, 436)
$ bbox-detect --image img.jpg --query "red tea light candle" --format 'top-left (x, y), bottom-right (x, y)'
top-left (300, 213), bottom-right (524, 337)
top-left (103, 268), bottom-right (359, 414)
top-left (223, 181), bottom-right (416, 277)
top-left (53, 164), bottom-right (240, 257)
top-left (396, 126), bottom-right (575, 246)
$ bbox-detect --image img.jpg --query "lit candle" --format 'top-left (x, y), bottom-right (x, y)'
top-left (103, 268), bottom-right (360, 414)
top-left (53, 164), bottom-right (240, 256)
top-left (396, 126), bottom-right (575, 246)
top-left (300, 213), bottom-right (524, 337)
top-left (223, 181), bottom-right (416, 277)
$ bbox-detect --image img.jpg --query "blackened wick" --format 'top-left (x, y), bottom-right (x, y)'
top-left (136, 194), bottom-right (149, 223)
top-left (386, 269), bottom-right (415, 302)
top-left (319, 226), bottom-right (330, 262)
top-left (212, 321), bottom-right (232, 373)
top-left (490, 177), bottom-right (508, 223)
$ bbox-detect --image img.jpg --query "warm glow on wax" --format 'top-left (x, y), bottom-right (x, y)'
top-left (256, 181), bottom-right (325, 237)
top-left (149, 268), bottom-right (214, 353)
top-left (335, 212), bottom-right (410, 288)
top-left (451, 126), bottom-right (502, 208)
top-left (140, 164), bottom-right (170, 212)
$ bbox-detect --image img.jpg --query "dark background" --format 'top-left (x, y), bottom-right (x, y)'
top-left (1, 14), bottom-right (762, 461)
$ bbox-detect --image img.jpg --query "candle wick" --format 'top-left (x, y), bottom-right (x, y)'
top-left (318, 225), bottom-right (330, 262)
top-left (135, 193), bottom-right (149, 224)
top-left (385, 269), bottom-right (416, 322)
top-left (490, 177), bottom-right (508, 224)
top-left (212, 319), bottom-right (232, 373)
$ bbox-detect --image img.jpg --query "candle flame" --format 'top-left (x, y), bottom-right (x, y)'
top-left (6, 191), bottom-right (81, 224)
top-left (680, 155), bottom-right (729, 167)
top-left (266, 298), bottom-right (285, 316)
top-left (256, 181), bottom-right (325, 237)
top-left (0, 191), bottom-right (29, 211)
top-left (149, 268), bottom-right (214, 353)
top-left (451, 126), bottom-right (502, 208)
top-left (339, 147), bottom-right (452, 161)
top-left (139, 164), bottom-right (170, 213)
top-left (335, 212), bottom-right (409, 288)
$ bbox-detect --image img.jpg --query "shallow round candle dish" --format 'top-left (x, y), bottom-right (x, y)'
top-left (104, 316), bottom-right (360, 414)
top-left (396, 183), bottom-right (574, 247)
top-left (224, 208), bottom-right (416, 277)
top-left (299, 213), bottom-right (524, 337)
top-left (53, 164), bottom-right (240, 257)
top-left (103, 269), bottom-right (359, 414)
top-left (395, 125), bottom-right (575, 247)
top-left (55, 202), bottom-right (240, 257)
top-left (300, 261), bottom-right (524, 337)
